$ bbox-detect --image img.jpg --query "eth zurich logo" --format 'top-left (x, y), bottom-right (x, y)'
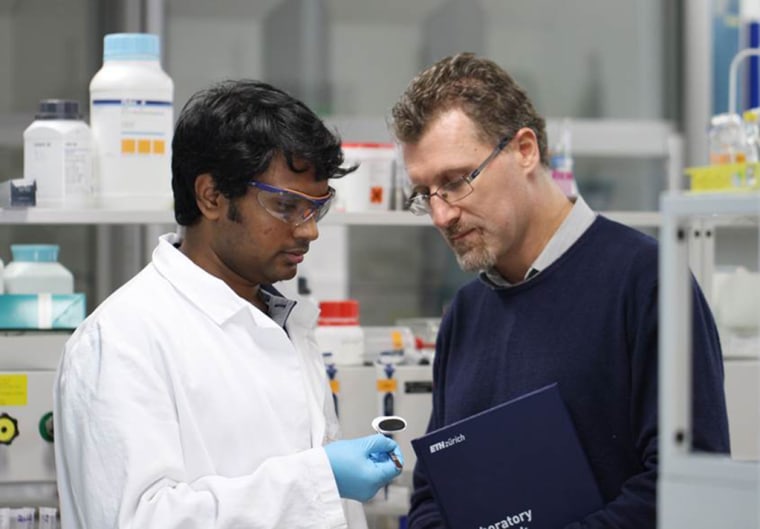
top-left (429, 434), bottom-right (466, 453)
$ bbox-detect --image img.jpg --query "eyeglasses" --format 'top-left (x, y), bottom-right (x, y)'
top-left (406, 135), bottom-right (512, 216)
top-left (248, 181), bottom-right (335, 226)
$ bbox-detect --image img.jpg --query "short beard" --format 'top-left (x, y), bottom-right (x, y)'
top-left (443, 225), bottom-right (495, 272)
top-left (451, 241), bottom-right (497, 272)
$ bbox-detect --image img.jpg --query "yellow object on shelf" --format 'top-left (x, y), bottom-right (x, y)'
top-left (686, 162), bottom-right (760, 192)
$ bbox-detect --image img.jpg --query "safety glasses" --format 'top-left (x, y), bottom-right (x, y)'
top-left (248, 181), bottom-right (335, 226)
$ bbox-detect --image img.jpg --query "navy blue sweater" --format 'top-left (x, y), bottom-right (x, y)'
top-left (409, 216), bottom-right (730, 529)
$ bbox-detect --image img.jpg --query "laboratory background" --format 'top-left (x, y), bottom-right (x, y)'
top-left (0, 0), bottom-right (759, 528)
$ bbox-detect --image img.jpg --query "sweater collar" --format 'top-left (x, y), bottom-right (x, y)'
top-left (481, 195), bottom-right (597, 289)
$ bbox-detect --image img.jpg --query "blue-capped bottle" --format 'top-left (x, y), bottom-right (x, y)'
top-left (89, 33), bottom-right (174, 209)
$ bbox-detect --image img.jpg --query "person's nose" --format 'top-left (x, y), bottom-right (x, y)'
top-left (294, 215), bottom-right (320, 241)
top-left (429, 196), bottom-right (460, 229)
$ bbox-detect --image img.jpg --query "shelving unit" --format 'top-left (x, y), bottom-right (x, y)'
top-left (658, 191), bottom-right (759, 528)
top-left (0, 207), bottom-right (663, 228)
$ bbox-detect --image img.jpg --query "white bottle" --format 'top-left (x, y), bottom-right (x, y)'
top-left (550, 119), bottom-right (579, 199)
top-left (23, 99), bottom-right (93, 207)
top-left (708, 112), bottom-right (747, 188)
top-left (315, 300), bottom-right (365, 366)
top-left (744, 109), bottom-right (760, 188)
top-left (90, 33), bottom-right (174, 209)
top-left (4, 245), bottom-right (74, 294)
top-left (333, 143), bottom-right (395, 212)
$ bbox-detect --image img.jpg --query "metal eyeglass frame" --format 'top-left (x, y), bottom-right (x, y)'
top-left (406, 134), bottom-right (512, 216)
top-left (248, 181), bottom-right (335, 226)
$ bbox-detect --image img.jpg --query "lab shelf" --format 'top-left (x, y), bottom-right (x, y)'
top-left (0, 207), bottom-right (662, 228)
top-left (0, 207), bottom-right (176, 225)
top-left (658, 190), bottom-right (760, 529)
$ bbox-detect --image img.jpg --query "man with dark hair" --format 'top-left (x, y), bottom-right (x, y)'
top-left (391, 53), bottom-right (729, 529)
top-left (54, 79), bottom-right (402, 529)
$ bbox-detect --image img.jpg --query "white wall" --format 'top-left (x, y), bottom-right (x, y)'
top-left (11, 0), bottom-right (91, 113)
top-left (166, 16), bottom-right (265, 111)
top-left (0, 12), bottom-right (12, 113)
top-left (484, 0), bottom-right (663, 119)
top-left (330, 23), bottom-right (421, 116)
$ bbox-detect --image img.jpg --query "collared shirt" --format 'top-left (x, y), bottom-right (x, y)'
top-left (259, 286), bottom-right (297, 328)
top-left (482, 195), bottom-right (597, 288)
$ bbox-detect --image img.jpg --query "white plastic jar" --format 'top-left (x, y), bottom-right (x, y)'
top-left (23, 99), bottom-right (93, 207)
top-left (4, 244), bottom-right (74, 294)
top-left (90, 33), bottom-right (174, 209)
top-left (315, 300), bottom-right (365, 366)
top-left (333, 143), bottom-right (396, 212)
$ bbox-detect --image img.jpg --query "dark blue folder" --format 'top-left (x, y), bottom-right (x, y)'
top-left (411, 383), bottom-right (603, 529)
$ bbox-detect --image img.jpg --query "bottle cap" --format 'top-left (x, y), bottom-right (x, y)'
top-left (318, 300), bottom-right (360, 325)
top-left (11, 244), bottom-right (60, 263)
top-left (710, 112), bottom-right (742, 127)
top-left (35, 99), bottom-right (81, 120)
top-left (104, 33), bottom-right (160, 61)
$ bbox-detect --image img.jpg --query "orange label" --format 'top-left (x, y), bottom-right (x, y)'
top-left (329, 380), bottom-right (340, 394)
top-left (153, 139), bottom-right (166, 155)
top-left (710, 153), bottom-right (746, 164)
top-left (121, 139), bottom-right (136, 154)
top-left (138, 139), bottom-right (151, 154)
top-left (370, 187), bottom-right (384, 204)
top-left (377, 379), bottom-right (397, 392)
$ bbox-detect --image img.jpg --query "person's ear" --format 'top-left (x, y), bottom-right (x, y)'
top-left (513, 127), bottom-right (540, 170)
top-left (194, 173), bottom-right (224, 220)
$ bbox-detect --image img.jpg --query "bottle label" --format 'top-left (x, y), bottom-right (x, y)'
top-left (91, 99), bottom-right (173, 202)
top-left (24, 135), bottom-right (92, 201)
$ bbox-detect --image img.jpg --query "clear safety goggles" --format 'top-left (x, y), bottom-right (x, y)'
top-left (248, 181), bottom-right (335, 226)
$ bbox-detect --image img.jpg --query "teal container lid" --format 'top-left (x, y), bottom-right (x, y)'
top-left (104, 33), bottom-right (160, 61)
top-left (11, 244), bottom-right (59, 262)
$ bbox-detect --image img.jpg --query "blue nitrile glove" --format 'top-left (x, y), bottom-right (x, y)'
top-left (324, 434), bottom-right (404, 502)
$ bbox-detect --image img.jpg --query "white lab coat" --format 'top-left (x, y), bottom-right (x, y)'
top-left (54, 233), bottom-right (367, 529)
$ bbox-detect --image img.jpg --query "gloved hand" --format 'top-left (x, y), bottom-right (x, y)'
top-left (324, 434), bottom-right (404, 502)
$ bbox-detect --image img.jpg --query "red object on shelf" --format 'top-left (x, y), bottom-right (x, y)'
top-left (318, 300), bottom-right (360, 326)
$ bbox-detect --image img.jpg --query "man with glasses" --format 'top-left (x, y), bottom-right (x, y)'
top-left (391, 53), bottom-right (729, 528)
top-left (54, 80), bottom-right (402, 529)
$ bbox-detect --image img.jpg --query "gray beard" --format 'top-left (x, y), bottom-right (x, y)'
top-left (454, 243), bottom-right (497, 272)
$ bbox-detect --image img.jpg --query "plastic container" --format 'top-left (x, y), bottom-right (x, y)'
top-left (709, 113), bottom-right (747, 166)
top-left (550, 119), bottom-right (578, 198)
top-left (90, 33), bottom-right (174, 209)
top-left (333, 143), bottom-right (395, 212)
top-left (363, 326), bottom-right (415, 365)
top-left (744, 109), bottom-right (760, 188)
top-left (38, 507), bottom-right (59, 529)
top-left (4, 245), bottom-right (74, 294)
top-left (315, 300), bottom-right (365, 365)
top-left (707, 113), bottom-right (748, 189)
top-left (23, 99), bottom-right (93, 207)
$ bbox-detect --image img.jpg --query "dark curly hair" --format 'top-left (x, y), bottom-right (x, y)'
top-left (172, 79), bottom-right (355, 225)
top-left (390, 52), bottom-right (549, 167)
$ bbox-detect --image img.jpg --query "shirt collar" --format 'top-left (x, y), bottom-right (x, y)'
top-left (152, 233), bottom-right (303, 327)
top-left (258, 286), bottom-right (297, 328)
top-left (481, 195), bottom-right (597, 288)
